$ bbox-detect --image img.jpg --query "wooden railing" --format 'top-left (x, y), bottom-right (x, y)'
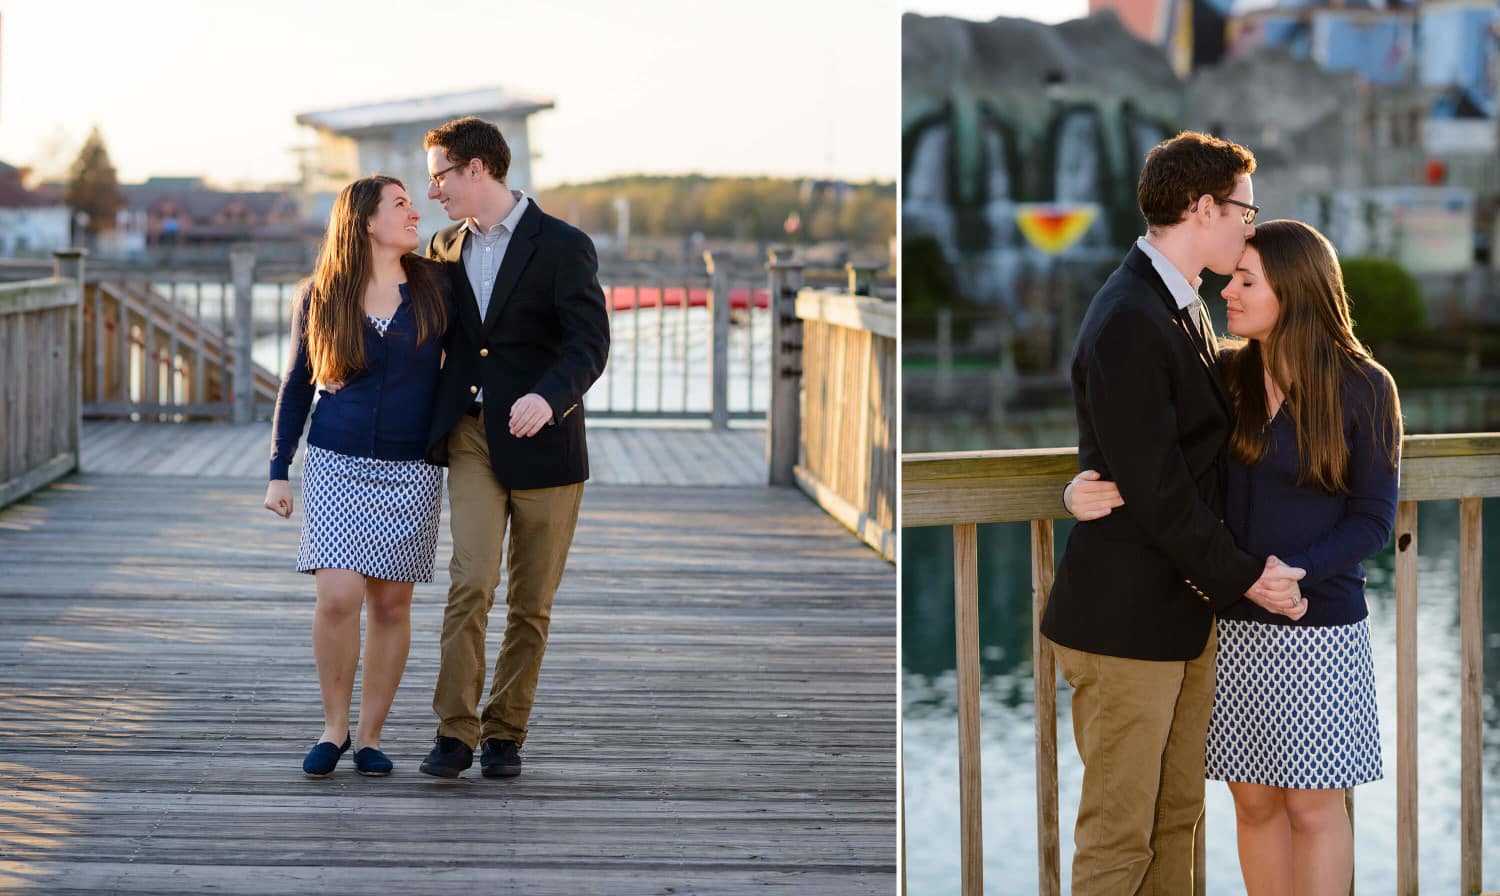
top-left (768, 259), bottom-right (895, 560)
top-left (80, 246), bottom-right (283, 421)
top-left (0, 253), bottom-right (83, 507)
top-left (901, 434), bottom-right (1499, 896)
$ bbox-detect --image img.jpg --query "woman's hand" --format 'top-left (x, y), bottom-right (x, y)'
top-left (1064, 470), bottom-right (1124, 521)
top-left (264, 480), bottom-right (293, 518)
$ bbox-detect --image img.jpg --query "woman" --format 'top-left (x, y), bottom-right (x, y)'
top-left (263, 175), bottom-right (449, 778)
top-left (1065, 219), bottom-right (1401, 894)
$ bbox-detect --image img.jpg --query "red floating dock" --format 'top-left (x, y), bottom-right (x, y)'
top-left (607, 286), bottom-right (771, 311)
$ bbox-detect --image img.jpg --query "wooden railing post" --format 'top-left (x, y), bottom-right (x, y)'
top-left (53, 249), bottom-right (86, 467)
top-left (230, 244), bottom-right (256, 424)
top-left (1031, 519), bottom-right (1060, 896)
top-left (766, 252), bottom-right (804, 486)
top-left (1395, 500), bottom-right (1418, 895)
top-left (704, 250), bottom-right (731, 431)
top-left (1459, 497), bottom-right (1483, 896)
top-left (845, 261), bottom-right (882, 297)
top-left (953, 523), bottom-right (983, 896)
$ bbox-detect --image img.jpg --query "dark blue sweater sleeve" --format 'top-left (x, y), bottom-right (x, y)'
top-left (268, 286), bottom-right (315, 481)
top-left (1282, 365), bottom-right (1400, 585)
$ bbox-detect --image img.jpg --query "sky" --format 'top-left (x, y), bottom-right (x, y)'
top-left (903, 0), bottom-right (1091, 25)
top-left (0, 0), bottom-right (899, 189)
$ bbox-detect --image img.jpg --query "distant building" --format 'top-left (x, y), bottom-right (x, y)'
top-left (801, 179), bottom-right (855, 204)
top-left (0, 162), bottom-right (69, 256)
top-left (1089, 0), bottom-right (1233, 74)
top-left (1226, 0), bottom-right (1500, 195)
top-left (1186, 46), bottom-right (1432, 223)
top-left (118, 177), bottom-right (307, 247)
top-left (295, 87), bottom-right (555, 242)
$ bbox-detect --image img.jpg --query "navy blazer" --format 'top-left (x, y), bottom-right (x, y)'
top-left (269, 280), bottom-right (448, 480)
top-left (423, 201), bottom-right (610, 490)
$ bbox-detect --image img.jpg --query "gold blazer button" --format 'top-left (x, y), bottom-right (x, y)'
top-left (479, 348), bottom-right (489, 357)
top-left (469, 385), bottom-right (478, 395)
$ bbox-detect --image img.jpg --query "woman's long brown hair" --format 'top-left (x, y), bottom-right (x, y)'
top-left (1221, 219), bottom-right (1402, 493)
top-left (301, 175), bottom-right (445, 384)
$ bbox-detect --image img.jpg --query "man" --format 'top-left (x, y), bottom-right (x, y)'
top-left (417, 116), bottom-right (609, 779)
top-left (1039, 131), bottom-right (1305, 893)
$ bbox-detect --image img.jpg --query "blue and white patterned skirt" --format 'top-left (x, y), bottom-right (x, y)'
top-left (1205, 617), bottom-right (1382, 789)
top-left (296, 445), bottom-right (444, 582)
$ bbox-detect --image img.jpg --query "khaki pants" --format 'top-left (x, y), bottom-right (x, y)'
top-left (433, 411), bottom-right (584, 748)
top-left (1050, 624), bottom-right (1217, 896)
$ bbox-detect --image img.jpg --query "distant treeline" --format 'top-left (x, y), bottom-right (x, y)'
top-left (537, 175), bottom-right (895, 246)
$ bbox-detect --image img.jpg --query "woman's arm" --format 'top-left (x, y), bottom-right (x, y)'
top-left (268, 286), bottom-right (316, 482)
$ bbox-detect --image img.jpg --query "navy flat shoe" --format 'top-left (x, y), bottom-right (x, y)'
top-left (353, 746), bottom-right (393, 776)
top-left (302, 734), bottom-right (351, 778)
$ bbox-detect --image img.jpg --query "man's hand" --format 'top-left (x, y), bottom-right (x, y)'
top-left (509, 393), bottom-right (553, 438)
top-left (1245, 555), bottom-right (1308, 620)
top-left (1064, 470), bottom-right (1124, 521)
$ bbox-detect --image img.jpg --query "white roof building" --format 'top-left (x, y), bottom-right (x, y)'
top-left (296, 87), bottom-right (555, 241)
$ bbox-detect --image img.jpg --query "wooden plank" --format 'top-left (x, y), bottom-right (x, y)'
top-left (1459, 497), bottom-right (1482, 896)
top-left (0, 278), bottom-right (74, 314)
top-left (794, 465), bottom-right (895, 561)
top-left (1395, 500), bottom-right (1418, 896)
top-left (952, 523), bottom-right (983, 896)
top-left (901, 437), bottom-right (1500, 527)
top-left (1031, 519), bottom-right (1060, 896)
top-left (2, 315), bottom-right (13, 483)
top-left (0, 452), bottom-right (76, 509)
top-left (795, 290), bottom-right (897, 340)
top-left (17, 306), bottom-right (32, 474)
top-left (77, 423), bottom-right (773, 489)
top-left (0, 475), bottom-right (895, 894)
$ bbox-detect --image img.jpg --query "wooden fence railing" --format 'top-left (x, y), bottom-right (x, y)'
top-left (69, 248), bottom-right (816, 428)
top-left (900, 434), bottom-right (1499, 896)
top-left (769, 259), bottom-right (895, 560)
top-left (0, 252), bottom-right (82, 507)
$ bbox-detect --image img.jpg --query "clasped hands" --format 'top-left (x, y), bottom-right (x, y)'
top-left (1065, 471), bottom-right (1308, 620)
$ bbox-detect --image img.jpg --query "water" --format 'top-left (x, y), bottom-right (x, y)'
top-left (902, 500), bottom-right (1500, 893)
top-left (253, 306), bottom-right (773, 415)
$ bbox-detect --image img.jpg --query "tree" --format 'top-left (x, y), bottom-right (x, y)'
top-left (64, 126), bottom-right (123, 236)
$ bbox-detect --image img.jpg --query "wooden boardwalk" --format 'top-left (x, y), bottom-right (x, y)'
top-left (79, 420), bottom-right (769, 486)
top-left (0, 429), bottom-right (895, 893)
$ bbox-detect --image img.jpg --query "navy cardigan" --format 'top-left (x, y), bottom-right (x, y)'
top-left (269, 282), bottom-right (447, 480)
top-left (1219, 360), bottom-right (1400, 627)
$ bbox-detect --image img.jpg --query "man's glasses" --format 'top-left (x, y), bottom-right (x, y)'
top-left (428, 161), bottom-right (466, 188)
top-left (1216, 196), bottom-right (1260, 225)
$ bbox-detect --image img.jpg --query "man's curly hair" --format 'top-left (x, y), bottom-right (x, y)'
top-left (1137, 131), bottom-right (1256, 229)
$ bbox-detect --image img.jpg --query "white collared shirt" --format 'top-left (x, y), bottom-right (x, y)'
top-left (461, 190), bottom-right (528, 405)
top-left (463, 190), bottom-right (530, 323)
top-left (1135, 236), bottom-right (1202, 312)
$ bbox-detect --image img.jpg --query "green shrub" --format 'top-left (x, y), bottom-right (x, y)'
top-left (1341, 256), bottom-right (1427, 346)
top-left (902, 235), bottom-right (961, 316)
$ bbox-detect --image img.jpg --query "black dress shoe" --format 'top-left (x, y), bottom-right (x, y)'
top-left (419, 736), bottom-right (473, 778)
top-left (480, 738), bottom-right (522, 778)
